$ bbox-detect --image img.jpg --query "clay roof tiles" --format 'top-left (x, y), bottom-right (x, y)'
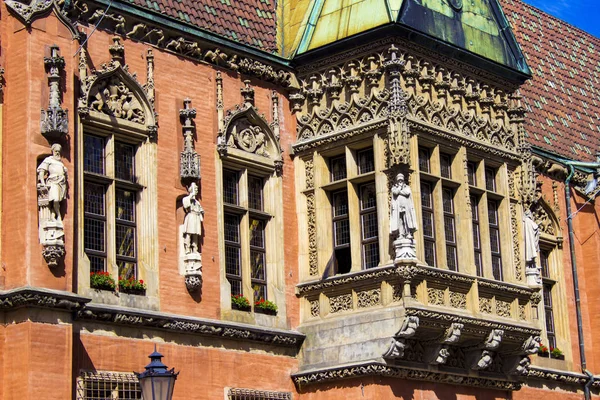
top-left (501, 0), bottom-right (600, 161)
top-left (128, 0), bottom-right (279, 52)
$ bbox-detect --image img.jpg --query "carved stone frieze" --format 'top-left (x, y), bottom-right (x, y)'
top-left (328, 293), bottom-right (352, 314)
top-left (496, 299), bottom-right (512, 318)
top-left (41, 45), bottom-right (68, 140)
top-left (428, 287), bottom-right (445, 306)
top-left (510, 202), bottom-right (523, 281)
top-left (291, 362), bottom-right (521, 390)
top-left (357, 288), bottom-right (380, 308)
top-left (449, 291), bottom-right (467, 309)
top-left (0, 287), bottom-right (89, 311)
top-left (479, 297), bottom-right (493, 314)
top-left (309, 298), bottom-right (320, 318)
top-left (305, 191), bottom-right (318, 276)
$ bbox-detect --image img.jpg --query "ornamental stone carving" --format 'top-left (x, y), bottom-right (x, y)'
top-left (5, 0), bottom-right (83, 40)
top-left (181, 182), bottom-right (204, 293)
top-left (41, 45), bottom-right (68, 140)
top-left (78, 38), bottom-right (157, 136)
top-left (383, 316), bottom-right (419, 359)
top-left (180, 99), bottom-right (200, 180)
top-left (524, 209), bottom-right (542, 286)
top-left (37, 143), bottom-right (67, 266)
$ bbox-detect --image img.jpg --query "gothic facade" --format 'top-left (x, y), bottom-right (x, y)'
top-left (0, 0), bottom-right (599, 399)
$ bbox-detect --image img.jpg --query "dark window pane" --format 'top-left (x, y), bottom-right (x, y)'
top-left (335, 219), bottom-right (350, 246)
top-left (115, 142), bottom-right (135, 182)
top-left (485, 167), bottom-right (496, 192)
top-left (84, 135), bottom-right (105, 174)
top-left (421, 183), bottom-right (432, 208)
top-left (358, 148), bottom-right (375, 174)
top-left (422, 211), bottom-right (434, 238)
top-left (360, 183), bottom-right (376, 210)
top-left (446, 246), bottom-right (458, 271)
top-left (229, 279), bottom-right (242, 296)
top-left (84, 218), bottom-right (105, 252)
top-left (467, 161), bottom-right (477, 186)
top-left (490, 228), bottom-right (500, 253)
top-left (89, 255), bottom-right (105, 274)
top-left (470, 196), bottom-right (479, 220)
top-left (118, 261), bottom-right (136, 280)
top-left (475, 252), bottom-right (483, 277)
top-left (251, 251), bottom-right (266, 280)
top-left (249, 219), bottom-right (265, 248)
top-left (116, 189), bottom-right (135, 222)
top-left (116, 225), bottom-right (136, 258)
top-left (84, 183), bottom-right (105, 216)
top-left (492, 256), bottom-right (503, 280)
top-left (333, 191), bottom-right (349, 217)
top-left (418, 147), bottom-right (430, 173)
top-left (440, 153), bottom-right (452, 179)
top-left (424, 241), bottom-right (436, 267)
top-left (363, 242), bottom-right (379, 269)
top-left (488, 200), bottom-right (498, 225)
top-left (223, 170), bottom-right (239, 205)
top-left (330, 155), bottom-right (347, 181)
top-left (442, 188), bottom-right (454, 213)
top-left (224, 214), bottom-right (240, 243)
top-left (248, 176), bottom-right (263, 211)
top-left (444, 216), bottom-right (456, 243)
top-left (225, 245), bottom-right (240, 276)
top-left (540, 250), bottom-right (550, 278)
top-left (362, 212), bottom-right (378, 240)
top-left (473, 224), bottom-right (481, 250)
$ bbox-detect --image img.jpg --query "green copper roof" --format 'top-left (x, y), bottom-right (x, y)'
top-left (288, 0), bottom-right (530, 75)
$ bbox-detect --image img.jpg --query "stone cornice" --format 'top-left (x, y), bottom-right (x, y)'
top-left (526, 366), bottom-right (600, 389)
top-left (0, 287), bottom-right (90, 311)
top-left (75, 303), bottom-right (305, 348)
top-left (292, 361), bottom-right (521, 390)
top-left (0, 287), bottom-right (304, 349)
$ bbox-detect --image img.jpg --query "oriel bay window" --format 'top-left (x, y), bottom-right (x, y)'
top-left (84, 134), bottom-right (141, 281)
top-left (318, 145), bottom-right (381, 275)
top-left (223, 169), bottom-right (271, 302)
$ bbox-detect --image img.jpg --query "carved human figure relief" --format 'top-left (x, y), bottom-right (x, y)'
top-left (180, 182), bottom-right (204, 292)
top-left (37, 143), bottom-right (67, 266)
top-left (523, 209), bottom-right (542, 286)
top-left (390, 172), bottom-right (417, 259)
top-left (182, 182), bottom-right (204, 255)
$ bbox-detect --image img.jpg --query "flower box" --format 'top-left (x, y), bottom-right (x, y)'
top-left (231, 294), bottom-right (251, 311)
top-left (254, 307), bottom-right (277, 316)
top-left (90, 271), bottom-right (116, 291)
top-left (254, 298), bottom-right (278, 315)
top-left (118, 276), bottom-right (146, 295)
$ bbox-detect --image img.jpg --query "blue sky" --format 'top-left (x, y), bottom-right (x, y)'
top-left (524, 0), bottom-right (600, 38)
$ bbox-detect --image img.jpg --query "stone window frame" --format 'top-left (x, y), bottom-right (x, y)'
top-left (217, 152), bottom-right (286, 319)
top-left (414, 137), bottom-right (512, 281)
top-left (77, 119), bottom-right (159, 309)
top-left (77, 371), bottom-right (140, 400)
top-left (307, 135), bottom-right (387, 277)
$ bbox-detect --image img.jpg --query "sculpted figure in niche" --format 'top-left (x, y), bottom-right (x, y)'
top-left (37, 143), bottom-right (67, 222)
top-left (182, 182), bottom-right (204, 254)
top-left (390, 173), bottom-right (417, 240)
top-left (523, 209), bottom-right (540, 263)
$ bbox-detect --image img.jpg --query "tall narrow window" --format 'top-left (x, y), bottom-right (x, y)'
top-left (421, 182), bottom-right (436, 267)
top-left (443, 188), bottom-right (458, 271)
top-left (467, 161), bottom-right (477, 186)
top-left (250, 218), bottom-right (266, 300)
top-left (419, 147), bottom-right (431, 173)
top-left (488, 200), bottom-right (502, 280)
top-left (360, 183), bottom-right (379, 269)
top-left (471, 195), bottom-right (483, 277)
top-left (84, 135), bottom-right (140, 281)
top-left (225, 214), bottom-right (242, 296)
top-left (541, 250), bottom-right (557, 349)
top-left (440, 153), bottom-right (452, 179)
top-left (357, 148), bottom-right (375, 174)
top-left (485, 167), bottom-right (497, 192)
top-left (332, 190), bottom-right (351, 274)
top-left (330, 155), bottom-right (347, 181)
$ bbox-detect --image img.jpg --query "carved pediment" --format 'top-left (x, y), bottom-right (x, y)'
top-left (78, 39), bottom-right (157, 134)
top-left (5, 0), bottom-right (83, 40)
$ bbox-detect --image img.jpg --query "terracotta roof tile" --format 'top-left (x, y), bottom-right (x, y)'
top-left (130, 0), bottom-right (278, 52)
top-left (501, 0), bottom-right (600, 160)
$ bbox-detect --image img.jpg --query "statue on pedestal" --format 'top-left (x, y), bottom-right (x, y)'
top-left (181, 182), bottom-right (204, 292)
top-left (523, 209), bottom-right (541, 285)
top-left (390, 172), bottom-right (417, 259)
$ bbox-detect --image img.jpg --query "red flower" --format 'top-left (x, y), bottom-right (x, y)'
top-left (139, 280), bottom-right (144, 284)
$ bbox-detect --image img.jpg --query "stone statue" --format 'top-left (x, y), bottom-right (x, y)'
top-left (524, 209), bottom-right (542, 285)
top-left (182, 182), bottom-right (204, 254)
top-left (390, 173), bottom-right (417, 240)
top-left (37, 143), bottom-right (67, 222)
top-left (37, 143), bottom-right (67, 266)
top-left (523, 209), bottom-right (540, 263)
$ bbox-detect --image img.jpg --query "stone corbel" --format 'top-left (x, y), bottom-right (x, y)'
top-left (41, 45), bottom-right (68, 140)
top-left (179, 98), bottom-right (200, 181)
top-left (425, 323), bottom-right (464, 365)
top-left (503, 335), bottom-right (540, 376)
top-left (383, 316), bottom-right (419, 359)
top-left (467, 329), bottom-right (504, 371)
